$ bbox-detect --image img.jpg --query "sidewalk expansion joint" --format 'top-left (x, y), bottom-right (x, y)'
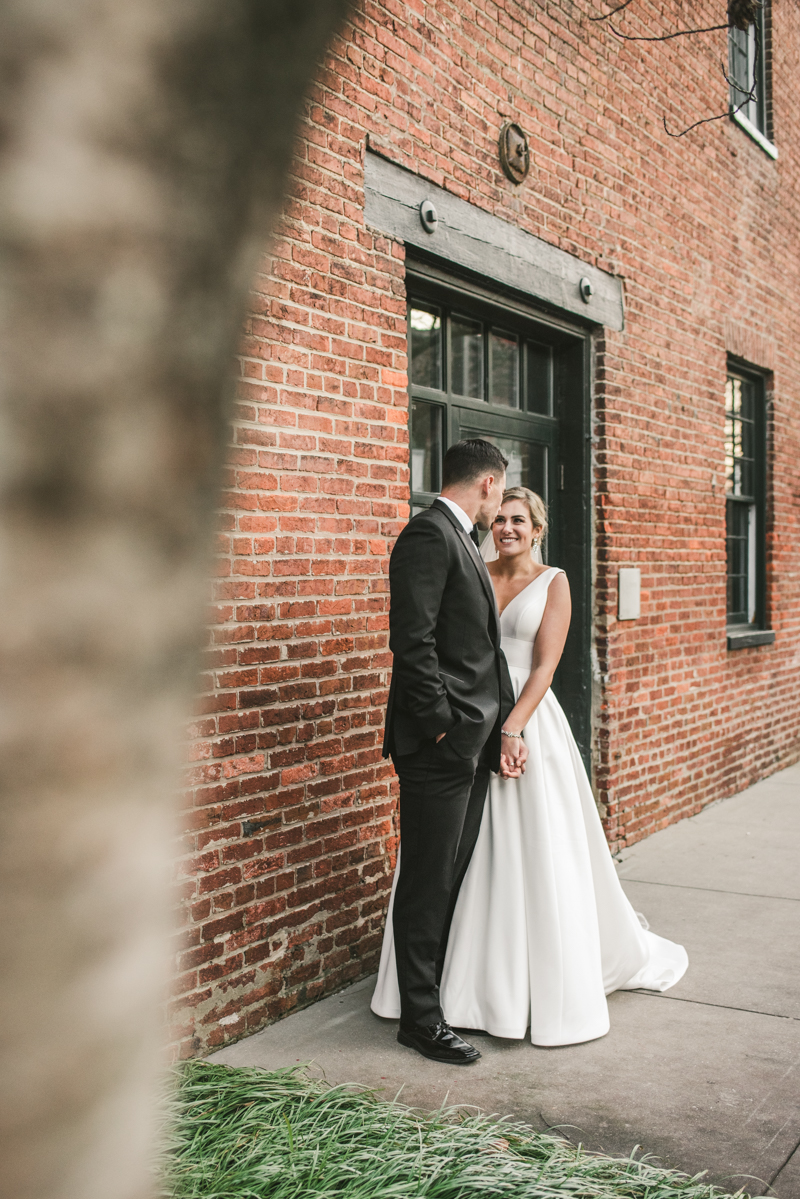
top-left (620, 878), bottom-right (800, 902)
top-left (634, 991), bottom-right (799, 1022)
top-left (769, 1135), bottom-right (800, 1188)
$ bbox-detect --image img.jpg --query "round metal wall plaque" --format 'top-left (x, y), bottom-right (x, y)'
top-left (499, 122), bottom-right (530, 184)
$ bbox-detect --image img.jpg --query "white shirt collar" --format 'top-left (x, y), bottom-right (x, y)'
top-left (437, 496), bottom-right (474, 535)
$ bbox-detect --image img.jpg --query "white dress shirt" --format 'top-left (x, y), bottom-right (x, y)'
top-left (437, 495), bottom-right (474, 536)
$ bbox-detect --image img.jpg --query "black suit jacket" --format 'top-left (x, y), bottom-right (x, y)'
top-left (383, 499), bottom-right (515, 771)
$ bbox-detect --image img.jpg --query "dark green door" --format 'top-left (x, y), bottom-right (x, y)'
top-left (406, 265), bottom-right (592, 766)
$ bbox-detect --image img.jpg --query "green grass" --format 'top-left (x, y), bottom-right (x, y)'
top-left (162, 1061), bottom-right (747, 1199)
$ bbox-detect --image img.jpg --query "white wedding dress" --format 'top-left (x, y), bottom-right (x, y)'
top-left (371, 567), bottom-right (688, 1045)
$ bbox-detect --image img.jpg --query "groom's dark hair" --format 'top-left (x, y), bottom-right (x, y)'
top-left (442, 438), bottom-right (509, 488)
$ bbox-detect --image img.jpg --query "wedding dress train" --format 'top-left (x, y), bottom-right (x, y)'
top-left (371, 567), bottom-right (688, 1046)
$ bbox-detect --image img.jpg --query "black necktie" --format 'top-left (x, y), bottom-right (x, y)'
top-left (470, 525), bottom-right (480, 547)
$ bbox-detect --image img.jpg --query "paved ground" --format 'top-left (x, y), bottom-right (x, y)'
top-left (211, 762), bottom-right (800, 1197)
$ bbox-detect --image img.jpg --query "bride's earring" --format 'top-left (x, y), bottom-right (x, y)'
top-left (532, 537), bottom-right (539, 550)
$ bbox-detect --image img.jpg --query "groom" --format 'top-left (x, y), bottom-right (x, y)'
top-left (384, 438), bottom-right (526, 1064)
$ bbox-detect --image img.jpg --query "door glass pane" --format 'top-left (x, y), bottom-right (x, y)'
top-left (526, 341), bottom-right (553, 415)
top-left (466, 433), bottom-right (548, 553)
top-left (494, 436), bottom-right (546, 497)
top-left (489, 329), bottom-right (519, 408)
top-left (450, 315), bottom-right (483, 399)
top-left (409, 306), bottom-right (442, 390)
top-left (463, 432), bottom-right (546, 498)
top-left (410, 400), bottom-right (442, 494)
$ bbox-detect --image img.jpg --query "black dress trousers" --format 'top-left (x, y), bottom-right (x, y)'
top-left (392, 737), bottom-right (492, 1029)
top-left (383, 500), bottom-right (514, 1031)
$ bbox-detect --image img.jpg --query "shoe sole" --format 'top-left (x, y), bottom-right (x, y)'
top-left (397, 1030), bottom-right (481, 1065)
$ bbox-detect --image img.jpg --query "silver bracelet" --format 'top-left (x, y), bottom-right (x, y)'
top-left (501, 728), bottom-right (524, 739)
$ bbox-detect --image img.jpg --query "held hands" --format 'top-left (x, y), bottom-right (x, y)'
top-left (437, 730), bottom-right (527, 777)
top-left (499, 731), bottom-right (527, 779)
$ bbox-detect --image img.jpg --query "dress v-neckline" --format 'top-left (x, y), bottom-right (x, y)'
top-left (496, 567), bottom-right (555, 617)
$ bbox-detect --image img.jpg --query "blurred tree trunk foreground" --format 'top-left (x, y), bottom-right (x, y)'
top-left (0, 3), bottom-right (348, 1197)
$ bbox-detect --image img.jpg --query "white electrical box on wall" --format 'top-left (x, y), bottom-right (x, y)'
top-left (618, 568), bottom-right (641, 620)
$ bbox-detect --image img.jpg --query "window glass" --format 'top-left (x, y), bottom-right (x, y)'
top-left (526, 341), bottom-right (553, 415)
top-left (726, 501), bottom-right (753, 623)
top-left (450, 315), bottom-right (484, 399)
top-left (410, 400), bottom-right (442, 495)
top-left (409, 306), bottom-right (442, 390)
top-left (729, 16), bottom-right (766, 134)
top-left (489, 329), bottom-right (519, 408)
top-left (729, 25), bottom-right (750, 99)
top-left (725, 376), bottom-right (755, 498)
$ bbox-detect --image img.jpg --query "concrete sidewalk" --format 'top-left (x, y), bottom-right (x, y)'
top-left (211, 762), bottom-right (800, 1197)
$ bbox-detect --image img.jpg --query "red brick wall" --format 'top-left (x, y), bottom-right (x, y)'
top-left (169, 0), bottom-right (800, 1056)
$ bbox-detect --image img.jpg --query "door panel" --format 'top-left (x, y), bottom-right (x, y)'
top-left (406, 267), bottom-right (591, 769)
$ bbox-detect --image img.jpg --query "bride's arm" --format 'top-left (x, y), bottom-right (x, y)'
top-left (503, 573), bottom-right (572, 734)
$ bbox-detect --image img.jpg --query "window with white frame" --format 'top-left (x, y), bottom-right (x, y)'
top-left (728, 4), bottom-right (771, 145)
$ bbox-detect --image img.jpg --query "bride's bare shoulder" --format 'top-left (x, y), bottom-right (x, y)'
top-left (544, 569), bottom-right (571, 607)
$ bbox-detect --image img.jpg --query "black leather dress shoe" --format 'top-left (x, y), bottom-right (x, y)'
top-left (397, 1020), bottom-right (481, 1065)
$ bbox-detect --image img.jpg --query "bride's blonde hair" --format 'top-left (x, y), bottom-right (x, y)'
top-left (501, 486), bottom-right (548, 538)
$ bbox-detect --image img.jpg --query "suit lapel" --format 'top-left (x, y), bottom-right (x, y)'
top-left (432, 500), bottom-right (501, 637)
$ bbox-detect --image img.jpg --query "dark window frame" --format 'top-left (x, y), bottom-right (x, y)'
top-left (725, 361), bottom-right (774, 651)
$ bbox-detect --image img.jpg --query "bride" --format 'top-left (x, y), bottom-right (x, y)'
top-left (371, 486), bottom-right (688, 1046)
